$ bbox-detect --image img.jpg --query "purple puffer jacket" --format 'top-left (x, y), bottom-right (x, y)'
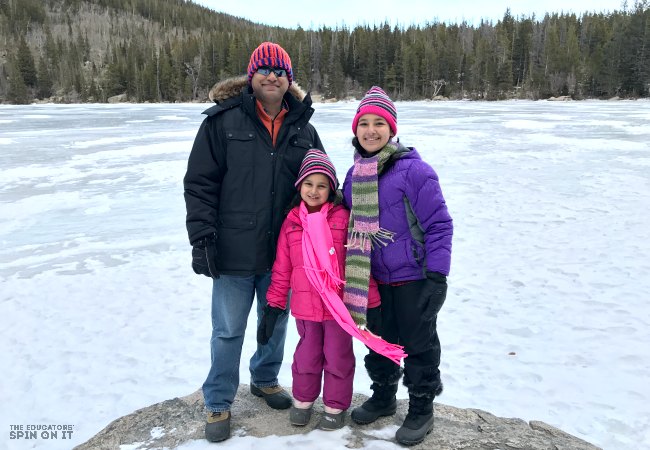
top-left (342, 146), bottom-right (453, 283)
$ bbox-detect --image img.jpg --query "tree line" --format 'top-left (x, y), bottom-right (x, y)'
top-left (1, 0), bottom-right (649, 104)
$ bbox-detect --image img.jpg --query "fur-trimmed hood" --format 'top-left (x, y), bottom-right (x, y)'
top-left (208, 75), bottom-right (307, 104)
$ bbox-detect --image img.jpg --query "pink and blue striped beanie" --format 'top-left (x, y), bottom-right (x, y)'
top-left (351, 86), bottom-right (397, 136)
top-left (247, 42), bottom-right (293, 86)
top-left (295, 149), bottom-right (339, 191)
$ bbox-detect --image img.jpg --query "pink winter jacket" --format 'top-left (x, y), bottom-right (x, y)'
top-left (267, 203), bottom-right (380, 321)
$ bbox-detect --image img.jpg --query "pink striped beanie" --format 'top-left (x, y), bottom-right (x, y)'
top-left (295, 149), bottom-right (339, 191)
top-left (351, 86), bottom-right (397, 136)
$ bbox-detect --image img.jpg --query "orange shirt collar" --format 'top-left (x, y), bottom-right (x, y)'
top-left (255, 99), bottom-right (289, 147)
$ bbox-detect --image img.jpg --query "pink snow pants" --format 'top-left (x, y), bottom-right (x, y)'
top-left (291, 319), bottom-right (355, 410)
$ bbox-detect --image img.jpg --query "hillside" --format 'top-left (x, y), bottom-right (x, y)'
top-left (0, 0), bottom-right (648, 103)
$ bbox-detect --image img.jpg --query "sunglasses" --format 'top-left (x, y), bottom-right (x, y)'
top-left (256, 66), bottom-right (288, 78)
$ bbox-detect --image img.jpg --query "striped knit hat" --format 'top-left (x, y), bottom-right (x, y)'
top-left (295, 149), bottom-right (339, 191)
top-left (247, 42), bottom-right (293, 86)
top-left (351, 86), bottom-right (397, 136)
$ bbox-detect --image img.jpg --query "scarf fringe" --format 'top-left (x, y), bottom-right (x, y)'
top-left (346, 228), bottom-right (395, 251)
top-left (359, 329), bottom-right (407, 365)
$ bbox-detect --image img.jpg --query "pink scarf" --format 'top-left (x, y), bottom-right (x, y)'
top-left (299, 201), bottom-right (407, 365)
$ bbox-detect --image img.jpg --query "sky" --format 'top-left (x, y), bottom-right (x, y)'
top-left (1, 99), bottom-right (649, 450)
top-left (193, 0), bottom-right (626, 28)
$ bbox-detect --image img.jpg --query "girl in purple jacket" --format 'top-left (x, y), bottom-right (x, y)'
top-left (342, 86), bottom-right (453, 446)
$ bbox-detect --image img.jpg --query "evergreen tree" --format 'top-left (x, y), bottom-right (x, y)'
top-left (86, 78), bottom-right (100, 102)
top-left (293, 27), bottom-right (311, 89)
top-left (103, 60), bottom-right (126, 97)
top-left (620, 4), bottom-right (650, 95)
top-left (512, 19), bottom-right (533, 88)
top-left (16, 36), bottom-right (37, 88)
top-left (322, 30), bottom-right (345, 99)
top-left (7, 61), bottom-right (30, 104)
top-left (37, 56), bottom-right (53, 99)
top-left (140, 55), bottom-right (157, 101)
top-left (44, 27), bottom-right (59, 63)
top-left (158, 45), bottom-right (174, 101)
top-left (495, 9), bottom-right (515, 94)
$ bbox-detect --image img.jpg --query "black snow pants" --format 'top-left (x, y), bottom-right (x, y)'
top-left (364, 279), bottom-right (444, 397)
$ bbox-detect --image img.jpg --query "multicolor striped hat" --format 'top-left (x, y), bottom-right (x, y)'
top-left (351, 86), bottom-right (397, 136)
top-left (295, 149), bottom-right (339, 191)
top-left (247, 42), bottom-right (293, 86)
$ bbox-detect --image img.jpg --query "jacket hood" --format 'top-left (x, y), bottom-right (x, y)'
top-left (209, 75), bottom-right (308, 104)
top-left (393, 143), bottom-right (421, 161)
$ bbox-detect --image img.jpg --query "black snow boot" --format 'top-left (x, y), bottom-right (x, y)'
top-left (395, 394), bottom-right (434, 446)
top-left (351, 382), bottom-right (398, 424)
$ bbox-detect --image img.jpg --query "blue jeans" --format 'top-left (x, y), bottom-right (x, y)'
top-left (203, 272), bottom-right (289, 412)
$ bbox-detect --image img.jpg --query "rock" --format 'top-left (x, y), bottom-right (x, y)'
top-left (108, 93), bottom-right (128, 103)
top-left (74, 385), bottom-right (601, 450)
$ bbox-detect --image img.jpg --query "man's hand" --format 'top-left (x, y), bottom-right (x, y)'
top-left (191, 234), bottom-right (219, 278)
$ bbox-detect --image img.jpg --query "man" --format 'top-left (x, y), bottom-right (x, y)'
top-left (183, 42), bottom-right (324, 442)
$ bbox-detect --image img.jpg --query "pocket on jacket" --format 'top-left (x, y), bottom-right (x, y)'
top-left (225, 130), bottom-right (256, 141)
top-left (286, 225), bottom-right (302, 262)
top-left (286, 224), bottom-right (302, 245)
top-left (411, 239), bottom-right (425, 265)
top-left (330, 218), bottom-right (348, 243)
top-left (219, 212), bottom-right (256, 229)
top-left (393, 238), bottom-right (422, 271)
top-left (225, 130), bottom-right (256, 166)
top-left (293, 136), bottom-right (314, 146)
top-left (216, 213), bottom-right (257, 269)
top-left (291, 269), bottom-right (311, 291)
top-left (285, 136), bottom-right (312, 167)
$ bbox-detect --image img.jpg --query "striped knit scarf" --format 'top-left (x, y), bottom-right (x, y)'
top-left (343, 141), bottom-right (399, 327)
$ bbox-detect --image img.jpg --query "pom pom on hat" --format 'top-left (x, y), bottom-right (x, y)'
top-left (295, 149), bottom-right (338, 191)
top-left (247, 42), bottom-right (293, 86)
top-left (351, 86), bottom-right (397, 136)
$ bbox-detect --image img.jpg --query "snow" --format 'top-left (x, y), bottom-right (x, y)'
top-left (1, 100), bottom-right (649, 450)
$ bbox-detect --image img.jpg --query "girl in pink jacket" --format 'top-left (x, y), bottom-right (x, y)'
top-left (257, 149), bottom-right (380, 430)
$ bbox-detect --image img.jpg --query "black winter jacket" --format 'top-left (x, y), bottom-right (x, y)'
top-left (183, 76), bottom-right (324, 275)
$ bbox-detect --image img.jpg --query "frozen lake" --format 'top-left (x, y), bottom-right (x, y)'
top-left (1, 99), bottom-right (649, 449)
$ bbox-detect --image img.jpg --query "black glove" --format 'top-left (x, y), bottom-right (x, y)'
top-left (191, 233), bottom-right (219, 278)
top-left (257, 304), bottom-right (286, 345)
top-left (366, 306), bottom-right (382, 335)
top-left (420, 271), bottom-right (447, 319)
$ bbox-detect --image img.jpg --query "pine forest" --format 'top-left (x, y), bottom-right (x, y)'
top-left (0, 0), bottom-right (649, 104)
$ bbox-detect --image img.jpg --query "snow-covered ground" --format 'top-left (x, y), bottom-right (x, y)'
top-left (1, 100), bottom-right (649, 450)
